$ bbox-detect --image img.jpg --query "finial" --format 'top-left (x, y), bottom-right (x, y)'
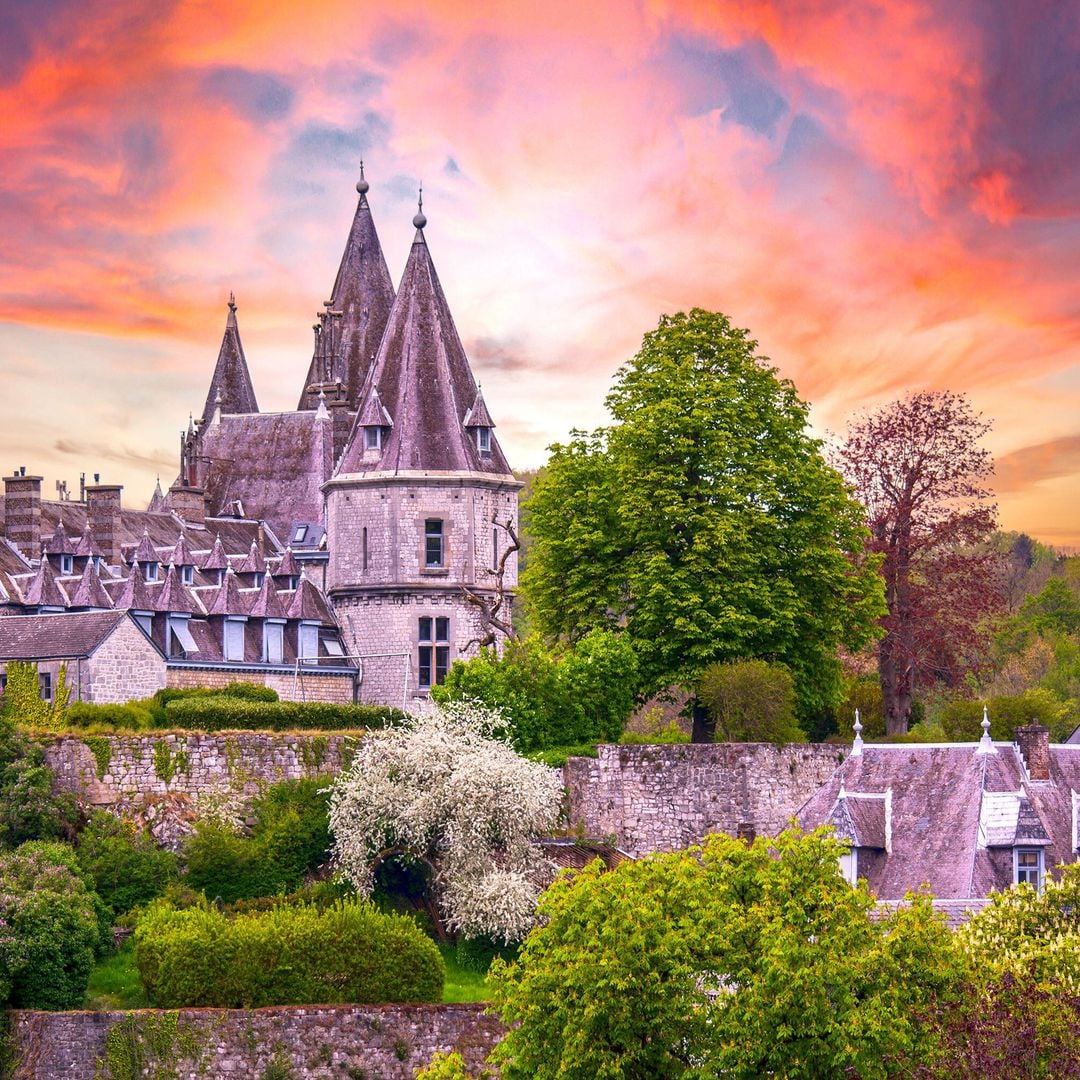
top-left (851, 709), bottom-right (864, 757)
top-left (356, 160), bottom-right (369, 196)
top-left (413, 184), bottom-right (427, 230)
top-left (228, 291), bottom-right (236, 312)
top-left (314, 388), bottom-right (330, 421)
top-left (977, 705), bottom-right (997, 755)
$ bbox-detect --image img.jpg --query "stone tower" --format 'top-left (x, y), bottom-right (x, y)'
top-left (325, 199), bottom-right (521, 706)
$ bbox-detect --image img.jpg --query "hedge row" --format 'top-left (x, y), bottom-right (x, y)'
top-left (64, 683), bottom-right (281, 731)
top-left (163, 698), bottom-right (405, 732)
top-left (134, 899), bottom-right (444, 1007)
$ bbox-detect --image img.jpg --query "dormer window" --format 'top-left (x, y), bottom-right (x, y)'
top-left (144, 561), bottom-right (159, 582)
top-left (253, 571), bottom-right (264, 587)
top-left (476, 427), bottom-right (491, 454)
top-left (1015, 848), bottom-right (1043, 891)
top-left (181, 565), bottom-right (194, 585)
top-left (60, 554), bottom-right (73, 574)
top-left (365, 426), bottom-right (382, 451)
top-left (292, 525), bottom-right (308, 545)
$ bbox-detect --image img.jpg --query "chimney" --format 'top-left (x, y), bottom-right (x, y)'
top-left (1015, 724), bottom-right (1050, 781)
top-left (3, 472), bottom-right (43, 557)
top-left (85, 484), bottom-right (123, 566)
top-left (329, 399), bottom-right (352, 460)
top-left (168, 483), bottom-right (207, 526)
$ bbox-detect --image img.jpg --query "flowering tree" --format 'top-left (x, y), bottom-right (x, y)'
top-left (327, 701), bottom-right (563, 943)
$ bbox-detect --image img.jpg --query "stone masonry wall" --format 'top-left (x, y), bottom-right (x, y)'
top-left (9, 1003), bottom-right (503, 1080)
top-left (86, 618), bottom-right (168, 703)
top-left (165, 666), bottom-right (356, 703)
top-left (564, 743), bottom-right (845, 857)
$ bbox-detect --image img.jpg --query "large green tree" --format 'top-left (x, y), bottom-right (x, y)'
top-left (523, 310), bottom-right (883, 722)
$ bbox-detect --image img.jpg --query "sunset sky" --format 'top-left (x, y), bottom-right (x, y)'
top-left (0, 1), bottom-right (1077, 545)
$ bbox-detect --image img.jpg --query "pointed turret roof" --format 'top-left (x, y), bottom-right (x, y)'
top-left (74, 532), bottom-right (102, 559)
top-left (336, 205), bottom-right (512, 476)
top-left (356, 384), bottom-right (393, 428)
top-left (147, 477), bottom-right (167, 513)
top-left (156, 563), bottom-right (199, 615)
top-left (133, 530), bottom-right (158, 564)
top-left (272, 548), bottom-right (300, 579)
top-left (286, 576), bottom-right (332, 623)
top-left (115, 563), bottom-right (155, 611)
top-left (70, 558), bottom-right (114, 610)
top-left (202, 294), bottom-right (259, 425)
top-left (463, 385), bottom-right (495, 429)
top-left (249, 574), bottom-right (286, 618)
top-left (168, 535), bottom-right (196, 567)
top-left (44, 522), bottom-right (78, 557)
top-left (236, 540), bottom-right (266, 575)
top-left (201, 534), bottom-right (229, 572)
top-left (25, 559), bottom-right (68, 607)
top-left (207, 566), bottom-right (247, 616)
top-left (297, 168), bottom-right (396, 410)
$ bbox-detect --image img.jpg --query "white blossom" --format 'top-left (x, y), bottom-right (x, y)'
top-left (327, 700), bottom-right (563, 943)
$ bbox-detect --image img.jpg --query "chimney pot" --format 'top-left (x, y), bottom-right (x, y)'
top-left (1015, 723), bottom-right (1051, 781)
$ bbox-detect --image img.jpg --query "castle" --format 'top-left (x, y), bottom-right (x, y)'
top-left (0, 171), bottom-right (520, 707)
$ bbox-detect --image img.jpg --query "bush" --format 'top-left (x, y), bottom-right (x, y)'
top-left (184, 778), bottom-right (331, 903)
top-left (65, 702), bottom-right (156, 731)
top-left (76, 811), bottom-right (177, 917)
top-left (619, 721), bottom-right (690, 745)
top-left (0, 714), bottom-right (78, 848)
top-left (134, 899), bottom-right (444, 1007)
top-left (697, 659), bottom-right (806, 744)
top-left (0, 842), bottom-right (103, 1008)
top-left (164, 698), bottom-right (402, 732)
top-left (939, 689), bottom-right (1074, 743)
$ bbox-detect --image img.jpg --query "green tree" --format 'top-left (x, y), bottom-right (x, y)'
top-left (0, 711), bottom-right (77, 848)
top-left (523, 310), bottom-right (883, 724)
top-left (697, 659), bottom-right (804, 743)
top-left (489, 828), bottom-right (962, 1079)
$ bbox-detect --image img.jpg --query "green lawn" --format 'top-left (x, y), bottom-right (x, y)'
top-left (85, 940), bottom-right (491, 1008)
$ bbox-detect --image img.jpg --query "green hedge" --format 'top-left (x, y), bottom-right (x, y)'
top-left (163, 698), bottom-right (403, 732)
top-left (134, 899), bottom-right (444, 1007)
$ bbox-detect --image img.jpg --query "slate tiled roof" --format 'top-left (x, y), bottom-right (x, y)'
top-left (24, 560), bottom-right (67, 607)
top-left (0, 610), bottom-right (140, 660)
top-left (201, 297), bottom-right (258, 424)
top-left (69, 559), bottom-right (113, 609)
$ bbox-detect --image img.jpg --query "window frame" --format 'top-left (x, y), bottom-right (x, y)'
top-left (1014, 847), bottom-right (1043, 891)
top-left (418, 616), bottom-right (450, 689)
top-left (224, 616), bottom-right (247, 662)
top-left (476, 426), bottom-right (491, 454)
top-left (424, 519), bottom-right (444, 568)
top-left (365, 426), bottom-right (382, 451)
top-left (262, 620), bottom-right (285, 665)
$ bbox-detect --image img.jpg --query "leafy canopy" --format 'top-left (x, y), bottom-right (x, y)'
top-left (523, 310), bottom-right (883, 719)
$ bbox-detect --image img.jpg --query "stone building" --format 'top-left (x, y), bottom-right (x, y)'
top-left (0, 171), bottom-right (518, 707)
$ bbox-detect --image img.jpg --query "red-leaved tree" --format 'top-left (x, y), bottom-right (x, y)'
top-left (834, 392), bottom-right (1004, 735)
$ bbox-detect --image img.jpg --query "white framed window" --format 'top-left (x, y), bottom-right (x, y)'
top-left (145, 561), bottom-right (159, 581)
top-left (167, 615), bottom-right (198, 658)
top-left (418, 616), bottom-right (450, 688)
top-left (224, 617), bottom-right (246, 662)
top-left (181, 565), bottom-right (194, 585)
top-left (1014, 848), bottom-right (1043, 891)
top-left (39, 672), bottom-right (52, 702)
top-left (299, 622), bottom-right (320, 661)
top-left (133, 612), bottom-right (153, 635)
top-left (838, 847), bottom-right (858, 885)
top-left (60, 554), bottom-right (73, 574)
top-left (365, 426), bottom-right (382, 451)
top-left (263, 621), bottom-right (285, 664)
top-left (424, 519), bottom-right (444, 567)
top-left (253, 571), bottom-right (264, 587)
top-left (476, 427), bottom-right (491, 454)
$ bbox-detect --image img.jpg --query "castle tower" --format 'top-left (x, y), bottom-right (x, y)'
top-left (298, 165), bottom-right (397, 410)
top-left (325, 197), bottom-right (521, 706)
top-left (201, 294), bottom-right (258, 425)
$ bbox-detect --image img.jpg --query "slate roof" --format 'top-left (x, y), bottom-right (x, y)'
top-left (202, 296), bottom-right (258, 424)
top-left (69, 559), bottom-right (113, 609)
top-left (43, 522), bottom-right (77, 556)
top-left (0, 610), bottom-right (139, 660)
top-left (336, 218), bottom-right (513, 477)
top-left (297, 178), bottom-right (396, 410)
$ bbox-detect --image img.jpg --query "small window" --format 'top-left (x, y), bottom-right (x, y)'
top-left (418, 617), bottom-right (450, 688)
top-left (292, 525), bottom-right (308, 544)
top-left (224, 618), bottom-right (246, 662)
top-left (838, 848), bottom-right (858, 885)
top-left (299, 623), bottom-right (319, 660)
top-left (324, 638), bottom-right (345, 657)
top-left (134, 612), bottom-right (153, 635)
top-left (60, 554), bottom-right (73, 574)
top-left (424, 519), bottom-right (444, 568)
top-left (181, 565), bottom-right (194, 585)
top-left (492, 528), bottom-right (499, 572)
top-left (476, 427), bottom-right (491, 454)
top-left (285, 575), bottom-right (298, 590)
top-left (365, 426), bottom-right (382, 451)
top-left (145, 561), bottom-right (159, 582)
top-left (168, 616), bottom-right (198, 658)
top-left (1015, 849), bottom-right (1043, 891)
top-left (263, 622), bottom-right (284, 664)
top-left (39, 672), bottom-right (52, 702)
top-left (253, 571), bottom-right (264, 587)
top-left (362, 527), bottom-right (369, 571)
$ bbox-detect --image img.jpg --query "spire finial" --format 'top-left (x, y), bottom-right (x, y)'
top-left (977, 705), bottom-right (997, 755)
top-left (314, 387), bottom-right (330, 421)
top-left (413, 184), bottom-right (427, 230)
top-left (356, 159), bottom-right (369, 196)
top-left (851, 709), bottom-right (864, 757)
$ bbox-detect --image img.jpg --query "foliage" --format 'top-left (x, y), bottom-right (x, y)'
top-left (838, 674), bottom-right (887, 739)
top-left (523, 309), bottom-right (884, 721)
top-left (415, 1051), bottom-right (494, 1080)
top-left (66, 702), bottom-right (156, 731)
top-left (696, 659), bottom-right (804, 743)
top-left (489, 828), bottom-right (963, 1080)
top-left (434, 629), bottom-right (637, 750)
top-left (938, 689), bottom-right (1074, 743)
top-left (0, 660), bottom-right (70, 729)
top-left (0, 712), bottom-right (78, 848)
top-left (184, 778), bottom-right (331, 904)
top-left (134, 898), bottom-right (443, 1007)
top-left (95, 1009), bottom-right (214, 1080)
top-left (84, 940), bottom-right (150, 1010)
top-left (329, 701), bottom-right (563, 943)
top-left (618, 721), bottom-right (690, 745)
top-left (164, 697), bottom-right (403, 732)
top-left (523, 743), bottom-right (599, 767)
top-left (0, 841), bottom-right (103, 1009)
top-left (76, 811), bottom-right (177, 918)
top-left (834, 391), bottom-right (1004, 734)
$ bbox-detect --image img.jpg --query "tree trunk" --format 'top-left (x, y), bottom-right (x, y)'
top-left (691, 701), bottom-right (713, 743)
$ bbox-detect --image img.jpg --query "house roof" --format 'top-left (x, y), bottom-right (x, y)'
top-left (69, 558), bottom-right (113, 609)
top-left (201, 295), bottom-right (258, 424)
top-left (0, 610), bottom-right (140, 660)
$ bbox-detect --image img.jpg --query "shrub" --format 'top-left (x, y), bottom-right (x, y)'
top-left (134, 899), bottom-right (444, 1007)
top-left (0, 660), bottom-right (71, 729)
top-left (939, 689), bottom-right (1074, 743)
top-left (65, 702), bottom-right (155, 731)
top-left (0, 713), bottom-right (78, 848)
top-left (619, 721), bottom-right (690, 745)
top-left (76, 811), bottom-right (177, 917)
top-left (0, 842), bottom-right (103, 1008)
top-left (697, 659), bottom-right (805, 744)
top-left (184, 778), bottom-right (331, 903)
top-left (164, 698), bottom-right (402, 732)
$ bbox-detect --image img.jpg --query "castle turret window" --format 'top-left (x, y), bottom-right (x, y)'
top-left (418, 616), bottom-right (450, 688)
top-left (425, 520), bottom-right (444, 568)
top-left (60, 554), bottom-right (73, 574)
top-left (144, 561), bottom-right (159, 582)
top-left (181, 565), bottom-right (194, 585)
top-left (365, 426), bottom-right (382, 451)
top-left (476, 427), bottom-right (491, 454)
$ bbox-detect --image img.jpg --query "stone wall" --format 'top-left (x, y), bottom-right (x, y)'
top-left (9, 1003), bottom-right (503, 1079)
top-left (165, 666), bottom-right (356, 704)
top-left (564, 743), bottom-right (845, 857)
top-left (87, 618), bottom-right (168, 703)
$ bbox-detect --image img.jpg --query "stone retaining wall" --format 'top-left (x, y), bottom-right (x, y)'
top-left (563, 743), bottom-right (844, 857)
top-left (9, 1003), bottom-right (502, 1079)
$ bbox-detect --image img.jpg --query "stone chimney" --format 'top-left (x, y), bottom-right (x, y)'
top-left (329, 399), bottom-right (353, 461)
top-left (1016, 723), bottom-right (1050, 781)
top-left (3, 471), bottom-right (43, 557)
top-left (168, 484), bottom-right (207, 526)
top-left (85, 484), bottom-right (123, 566)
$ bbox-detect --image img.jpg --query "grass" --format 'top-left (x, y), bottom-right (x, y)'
top-left (439, 944), bottom-right (492, 1003)
top-left (84, 940), bottom-right (149, 1010)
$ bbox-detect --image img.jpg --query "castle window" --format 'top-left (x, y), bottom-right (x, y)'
top-left (181, 565), bottom-right (194, 585)
top-left (1015, 848), bottom-right (1043, 891)
top-left (418, 616), bottom-right (450, 688)
top-left (60, 554), bottom-right (73, 574)
top-left (299, 621), bottom-right (320, 661)
top-left (365, 426), bottom-right (382, 451)
top-left (224, 617), bottom-right (246, 662)
top-left (145, 561), bottom-right (159, 582)
top-left (39, 672), bottom-right (52, 702)
top-left (425, 519), bottom-right (444, 568)
top-left (263, 621), bottom-right (285, 665)
top-left (476, 427), bottom-right (491, 454)
top-left (363, 527), bottom-right (368, 571)
top-left (838, 847), bottom-right (858, 885)
top-left (167, 615), bottom-right (198, 658)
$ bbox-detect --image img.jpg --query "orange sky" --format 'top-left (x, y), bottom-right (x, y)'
top-left (0, 0), bottom-right (1077, 544)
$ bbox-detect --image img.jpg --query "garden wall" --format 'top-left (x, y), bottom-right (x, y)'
top-left (563, 743), bottom-right (844, 857)
top-left (8, 1003), bottom-right (503, 1079)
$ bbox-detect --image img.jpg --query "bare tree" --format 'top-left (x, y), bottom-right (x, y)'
top-left (461, 515), bottom-right (521, 650)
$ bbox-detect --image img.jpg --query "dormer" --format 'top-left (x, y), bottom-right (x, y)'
top-left (43, 523), bottom-right (78, 576)
top-left (168, 535), bottom-right (197, 586)
top-left (827, 787), bottom-right (891, 885)
top-left (463, 386), bottom-right (495, 456)
top-left (356, 385), bottom-right (393, 456)
top-left (132, 530), bottom-right (159, 582)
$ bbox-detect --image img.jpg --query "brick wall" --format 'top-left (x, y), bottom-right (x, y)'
top-left (86, 618), bottom-right (167, 703)
top-left (564, 743), bottom-right (845, 856)
top-left (165, 667), bottom-right (355, 703)
top-left (8, 1003), bottom-right (503, 1080)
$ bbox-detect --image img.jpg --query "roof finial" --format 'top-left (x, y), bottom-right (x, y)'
top-left (851, 709), bottom-right (864, 757)
top-left (228, 291), bottom-right (236, 312)
top-left (314, 387), bottom-right (330, 421)
top-left (413, 184), bottom-right (427, 230)
top-left (977, 705), bottom-right (997, 755)
top-left (356, 159), bottom-right (369, 196)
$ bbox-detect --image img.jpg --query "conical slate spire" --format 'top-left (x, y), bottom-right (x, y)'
top-left (336, 209), bottom-right (512, 476)
top-left (202, 294), bottom-right (259, 425)
top-left (147, 477), bottom-right (167, 513)
top-left (298, 172), bottom-right (396, 410)
top-left (25, 559), bottom-right (67, 607)
top-left (70, 558), bottom-right (114, 609)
